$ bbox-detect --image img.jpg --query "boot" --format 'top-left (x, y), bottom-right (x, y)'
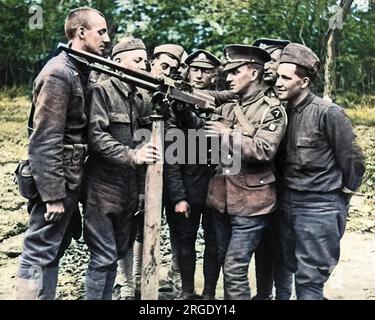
top-left (38, 266), bottom-right (59, 300)
top-left (116, 249), bottom-right (135, 300)
top-left (85, 268), bottom-right (107, 300)
top-left (15, 277), bottom-right (39, 300)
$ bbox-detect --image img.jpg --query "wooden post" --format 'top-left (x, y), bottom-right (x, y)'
top-left (141, 114), bottom-right (164, 300)
top-left (323, 31), bottom-right (335, 102)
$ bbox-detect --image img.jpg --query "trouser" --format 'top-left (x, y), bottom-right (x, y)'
top-left (167, 203), bottom-right (220, 296)
top-left (83, 177), bottom-right (136, 300)
top-left (254, 212), bottom-right (293, 300)
top-left (279, 188), bottom-right (348, 300)
top-left (17, 187), bottom-right (80, 300)
top-left (164, 202), bottom-right (180, 274)
top-left (212, 211), bottom-right (270, 300)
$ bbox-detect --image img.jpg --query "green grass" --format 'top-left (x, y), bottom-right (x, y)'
top-left (346, 106), bottom-right (375, 126)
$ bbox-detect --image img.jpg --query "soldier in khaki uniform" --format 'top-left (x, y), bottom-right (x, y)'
top-left (201, 45), bottom-right (288, 299)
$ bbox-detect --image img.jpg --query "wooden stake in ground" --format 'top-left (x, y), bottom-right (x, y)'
top-left (141, 113), bottom-right (164, 300)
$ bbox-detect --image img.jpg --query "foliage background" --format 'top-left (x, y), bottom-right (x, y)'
top-left (0, 0), bottom-right (374, 105)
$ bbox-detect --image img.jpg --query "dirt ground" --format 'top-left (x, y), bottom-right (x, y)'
top-left (0, 195), bottom-right (374, 300)
top-left (0, 96), bottom-right (374, 300)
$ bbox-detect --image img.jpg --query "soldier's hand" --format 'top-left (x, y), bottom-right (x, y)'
top-left (205, 121), bottom-right (231, 137)
top-left (133, 143), bottom-right (161, 165)
top-left (45, 200), bottom-right (65, 223)
top-left (175, 200), bottom-right (190, 218)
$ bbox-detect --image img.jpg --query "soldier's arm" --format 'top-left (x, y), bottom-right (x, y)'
top-left (173, 103), bottom-right (225, 130)
top-left (324, 105), bottom-right (366, 192)
top-left (28, 66), bottom-right (70, 203)
top-left (87, 85), bottom-right (137, 167)
top-left (208, 90), bottom-right (239, 106)
top-left (164, 126), bottom-right (188, 206)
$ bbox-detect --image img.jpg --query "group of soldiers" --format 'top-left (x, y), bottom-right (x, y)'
top-left (15, 6), bottom-right (366, 300)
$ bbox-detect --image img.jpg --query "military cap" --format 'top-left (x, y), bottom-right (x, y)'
top-left (280, 43), bottom-right (321, 74)
top-left (185, 49), bottom-right (221, 69)
top-left (252, 38), bottom-right (290, 54)
top-left (112, 37), bottom-right (146, 58)
top-left (153, 44), bottom-right (184, 63)
top-left (223, 44), bottom-right (271, 72)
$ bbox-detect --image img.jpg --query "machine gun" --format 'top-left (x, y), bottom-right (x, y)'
top-left (57, 43), bottom-right (216, 114)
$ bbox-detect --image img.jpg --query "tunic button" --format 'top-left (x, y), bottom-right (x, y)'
top-left (225, 169), bottom-right (230, 174)
top-left (260, 179), bottom-right (264, 184)
top-left (227, 154), bottom-right (232, 159)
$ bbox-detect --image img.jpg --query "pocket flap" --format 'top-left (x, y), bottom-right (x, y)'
top-left (245, 172), bottom-right (275, 186)
top-left (296, 137), bottom-right (314, 147)
top-left (109, 112), bottom-right (130, 123)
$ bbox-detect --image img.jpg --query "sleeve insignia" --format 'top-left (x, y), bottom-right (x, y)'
top-left (270, 108), bottom-right (282, 120)
top-left (268, 123), bottom-right (276, 131)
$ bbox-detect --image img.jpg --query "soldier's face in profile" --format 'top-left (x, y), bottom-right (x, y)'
top-left (151, 53), bottom-right (179, 77)
top-left (276, 63), bottom-right (305, 102)
top-left (226, 64), bottom-right (254, 96)
top-left (188, 66), bottom-right (216, 89)
top-left (264, 49), bottom-right (282, 84)
top-left (115, 50), bottom-right (148, 71)
top-left (81, 12), bottom-right (110, 56)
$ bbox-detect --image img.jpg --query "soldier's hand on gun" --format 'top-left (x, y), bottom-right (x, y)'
top-left (205, 120), bottom-right (231, 137)
top-left (44, 200), bottom-right (65, 223)
top-left (133, 143), bottom-right (161, 165)
top-left (175, 200), bottom-right (190, 218)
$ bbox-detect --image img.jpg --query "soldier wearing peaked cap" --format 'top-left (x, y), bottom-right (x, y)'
top-left (81, 36), bottom-right (159, 300)
top-left (164, 49), bottom-right (222, 300)
top-left (184, 49), bottom-right (221, 89)
top-left (275, 43), bottom-right (365, 300)
top-left (252, 38), bottom-right (290, 86)
top-left (178, 44), bottom-right (287, 300)
top-left (251, 38), bottom-right (293, 301)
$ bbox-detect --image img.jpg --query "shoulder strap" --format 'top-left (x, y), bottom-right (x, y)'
top-left (233, 105), bottom-right (256, 137)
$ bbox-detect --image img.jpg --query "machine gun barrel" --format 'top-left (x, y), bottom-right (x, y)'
top-left (57, 43), bottom-right (216, 112)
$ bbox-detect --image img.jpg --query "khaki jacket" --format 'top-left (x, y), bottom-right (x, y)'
top-left (206, 87), bottom-right (287, 216)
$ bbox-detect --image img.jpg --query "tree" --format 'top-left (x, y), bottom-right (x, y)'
top-left (323, 0), bottom-right (354, 102)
